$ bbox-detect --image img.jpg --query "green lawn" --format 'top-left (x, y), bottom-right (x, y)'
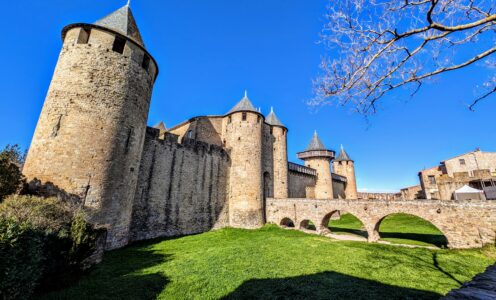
top-left (40, 225), bottom-right (495, 300)
top-left (329, 213), bottom-right (448, 247)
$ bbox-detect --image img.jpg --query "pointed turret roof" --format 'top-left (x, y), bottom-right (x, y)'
top-left (266, 107), bottom-right (284, 127)
top-left (95, 4), bottom-right (145, 47)
top-left (335, 145), bottom-right (353, 161)
top-left (227, 91), bottom-right (258, 114)
top-left (305, 131), bottom-right (327, 151)
top-left (153, 121), bottom-right (167, 132)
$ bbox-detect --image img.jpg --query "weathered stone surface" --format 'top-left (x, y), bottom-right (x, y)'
top-left (130, 129), bottom-right (230, 241)
top-left (267, 198), bottom-right (496, 249)
top-left (333, 160), bottom-right (358, 199)
top-left (23, 26), bottom-right (157, 249)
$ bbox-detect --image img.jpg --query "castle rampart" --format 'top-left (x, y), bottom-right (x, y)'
top-left (130, 128), bottom-right (230, 241)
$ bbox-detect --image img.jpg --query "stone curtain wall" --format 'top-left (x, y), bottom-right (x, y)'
top-left (130, 128), bottom-right (230, 242)
top-left (267, 198), bottom-right (496, 249)
top-left (288, 171), bottom-right (316, 198)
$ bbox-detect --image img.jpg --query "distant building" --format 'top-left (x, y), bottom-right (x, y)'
top-left (418, 149), bottom-right (496, 200)
top-left (400, 185), bottom-right (423, 200)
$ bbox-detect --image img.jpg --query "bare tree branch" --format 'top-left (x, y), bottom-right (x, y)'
top-left (312, 0), bottom-right (496, 114)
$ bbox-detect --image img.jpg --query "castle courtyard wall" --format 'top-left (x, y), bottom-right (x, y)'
top-left (130, 128), bottom-right (230, 241)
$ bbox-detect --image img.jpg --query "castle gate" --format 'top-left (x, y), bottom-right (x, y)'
top-left (266, 198), bottom-right (496, 249)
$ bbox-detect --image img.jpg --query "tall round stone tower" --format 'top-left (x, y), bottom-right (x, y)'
top-left (224, 92), bottom-right (264, 228)
top-left (22, 4), bottom-right (158, 249)
top-left (297, 132), bottom-right (335, 199)
top-left (333, 145), bottom-right (358, 199)
top-left (266, 107), bottom-right (288, 199)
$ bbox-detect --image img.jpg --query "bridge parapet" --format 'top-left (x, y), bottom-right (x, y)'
top-left (267, 198), bottom-right (496, 249)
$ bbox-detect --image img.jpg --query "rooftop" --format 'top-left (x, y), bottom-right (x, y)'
top-left (94, 4), bottom-right (145, 47)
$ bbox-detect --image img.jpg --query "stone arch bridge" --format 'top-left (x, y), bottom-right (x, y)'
top-left (266, 198), bottom-right (496, 249)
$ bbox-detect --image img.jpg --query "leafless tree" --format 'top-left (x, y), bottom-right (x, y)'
top-left (312, 0), bottom-right (496, 114)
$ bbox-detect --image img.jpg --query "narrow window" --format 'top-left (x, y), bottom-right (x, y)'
top-left (112, 36), bottom-right (126, 54)
top-left (77, 28), bottom-right (90, 44)
top-left (142, 54), bottom-right (150, 72)
top-left (459, 159), bottom-right (466, 166)
top-left (270, 127), bottom-right (273, 135)
top-left (428, 175), bottom-right (436, 185)
top-left (257, 116), bottom-right (261, 123)
top-left (242, 112), bottom-right (247, 121)
top-left (228, 116), bottom-right (232, 124)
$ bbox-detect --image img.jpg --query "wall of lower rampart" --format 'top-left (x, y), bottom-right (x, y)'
top-left (288, 171), bottom-right (316, 198)
top-left (129, 128), bottom-right (230, 241)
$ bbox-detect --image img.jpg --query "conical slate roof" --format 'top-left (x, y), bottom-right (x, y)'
top-left (266, 107), bottom-right (284, 127)
top-left (305, 131), bottom-right (327, 151)
top-left (335, 145), bottom-right (352, 161)
top-left (95, 4), bottom-right (145, 47)
top-left (227, 91), bottom-right (258, 114)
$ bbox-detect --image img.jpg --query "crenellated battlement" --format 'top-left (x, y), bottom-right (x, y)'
top-left (62, 26), bottom-right (158, 81)
top-left (145, 127), bottom-right (228, 158)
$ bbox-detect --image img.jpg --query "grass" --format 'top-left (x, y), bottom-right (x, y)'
top-left (40, 225), bottom-right (495, 300)
top-left (329, 213), bottom-right (448, 247)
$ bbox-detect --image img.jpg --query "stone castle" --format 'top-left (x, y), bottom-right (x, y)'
top-left (22, 4), bottom-right (358, 249)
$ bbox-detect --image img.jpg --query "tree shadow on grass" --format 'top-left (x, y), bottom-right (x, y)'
top-left (39, 245), bottom-right (171, 300)
top-left (222, 271), bottom-right (441, 300)
top-left (380, 232), bottom-right (448, 248)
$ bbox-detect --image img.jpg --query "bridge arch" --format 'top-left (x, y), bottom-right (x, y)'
top-left (300, 219), bottom-right (317, 231)
top-left (280, 217), bottom-right (295, 228)
top-left (372, 213), bottom-right (449, 247)
top-left (320, 210), bottom-right (368, 238)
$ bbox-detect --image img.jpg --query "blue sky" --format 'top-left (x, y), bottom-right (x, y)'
top-left (1, 0), bottom-right (495, 192)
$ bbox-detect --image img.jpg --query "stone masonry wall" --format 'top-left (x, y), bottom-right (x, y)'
top-left (333, 160), bottom-right (358, 199)
top-left (304, 158), bottom-right (333, 199)
top-left (22, 26), bottom-right (157, 249)
top-left (267, 198), bottom-right (496, 249)
top-left (225, 111), bottom-right (264, 228)
top-left (272, 126), bottom-right (288, 199)
top-left (130, 128), bottom-right (230, 241)
top-left (288, 171), bottom-right (316, 198)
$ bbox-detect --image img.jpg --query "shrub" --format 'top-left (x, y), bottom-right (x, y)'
top-left (0, 196), bottom-right (101, 299)
top-left (0, 145), bottom-right (25, 201)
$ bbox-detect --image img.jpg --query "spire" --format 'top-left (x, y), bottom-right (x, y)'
top-left (95, 4), bottom-right (145, 47)
top-left (227, 91), bottom-right (258, 114)
top-left (335, 145), bottom-right (353, 161)
top-left (266, 106), bottom-right (284, 127)
top-left (305, 131), bottom-right (327, 151)
top-left (153, 121), bottom-right (167, 132)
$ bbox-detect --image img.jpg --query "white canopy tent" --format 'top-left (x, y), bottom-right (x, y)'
top-left (454, 185), bottom-right (486, 200)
